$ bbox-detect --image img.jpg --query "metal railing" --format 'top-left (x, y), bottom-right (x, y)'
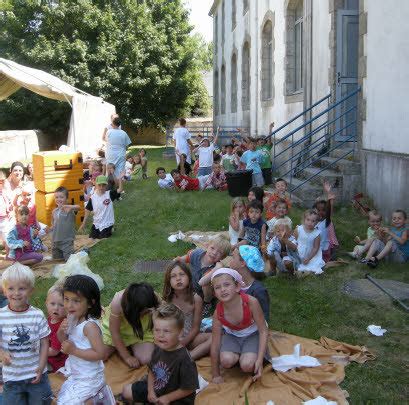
top-left (271, 87), bottom-right (361, 193)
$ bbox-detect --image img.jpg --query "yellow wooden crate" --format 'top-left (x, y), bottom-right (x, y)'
top-left (33, 151), bottom-right (84, 193)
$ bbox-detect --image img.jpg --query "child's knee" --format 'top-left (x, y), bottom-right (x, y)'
top-left (240, 358), bottom-right (255, 373)
top-left (122, 384), bottom-right (133, 401)
top-left (220, 353), bottom-right (238, 369)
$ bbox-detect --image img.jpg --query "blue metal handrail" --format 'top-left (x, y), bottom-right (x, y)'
top-left (267, 93), bottom-right (331, 140)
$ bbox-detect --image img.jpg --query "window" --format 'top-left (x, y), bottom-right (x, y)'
top-left (242, 42), bottom-right (250, 111)
top-left (214, 70), bottom-right (219, 115)
top-left (231, 53), bottom-right (237, 113)
top-left (285, 0), bottom-right (303, 95)
top-left (221, 1), bottom-right (225, 44)
top-left (232, 0), bottom-right (236, 30)
top-left (294, 2), bottom-right (303, 91)
top-left (261, 20), bottom-right (273, 101)
top-left (221, 65), bottom-right (226, 114)
top-left (243, 0), bottom-right (249, 15)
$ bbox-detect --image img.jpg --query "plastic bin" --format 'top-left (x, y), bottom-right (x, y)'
top-left (226, 170), bottom-right (253, 197)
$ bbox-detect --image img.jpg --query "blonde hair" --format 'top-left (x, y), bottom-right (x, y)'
top-left (368, 210), bottom-right (382, 221)
top-left (231, 197), bottom-right (246, 213)
top-left (302, 209), bottom-right (319, 222)
top-left (47, 281), bottom-right (64, 298)
top-left (1, 263), bottom-right (35, 288)
top-left (272, 218), bottom-right (292, 232)
top-left (0, 170), bottom-right (6, 181)
top-left (208, 236), bottom-right (231, 258)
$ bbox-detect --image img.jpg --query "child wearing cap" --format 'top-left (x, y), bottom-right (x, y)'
top-left (210, 268), bottom-right (268, 384)
top-left (200, 245), bottom-right (270, 323)
top-left (79, 175), bottom-right (120, 239)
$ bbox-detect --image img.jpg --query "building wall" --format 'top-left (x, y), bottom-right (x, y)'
top-left (361, 0), bottom-right (409, 216)
top-left (212, 0), bottom-right (332, 140)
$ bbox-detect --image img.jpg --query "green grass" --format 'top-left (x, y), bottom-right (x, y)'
top-left (31, 147), bottom-right (408, 403)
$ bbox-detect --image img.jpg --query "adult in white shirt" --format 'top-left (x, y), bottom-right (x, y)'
top-left (172, 118), bottom-right (193, 165)
top-left (103, 117), bottom-right (131, 178)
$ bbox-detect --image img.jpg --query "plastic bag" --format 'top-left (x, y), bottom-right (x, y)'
top-left (53, 251), bottom-right (104, 290)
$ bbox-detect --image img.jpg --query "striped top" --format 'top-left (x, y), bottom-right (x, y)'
top-left (0, 305), bottom-right (50, 382)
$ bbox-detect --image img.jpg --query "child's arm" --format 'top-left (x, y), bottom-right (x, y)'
top-left (282, 232), bottom-right (297, 251)
top-left (382, 228), bottom-right (408, 245)
top-left (61, 321), bottom-right (105, 362)
top-left (303, 235), bottom-right (321, 265)
top-left (210, 313), bottom-right (223, 383)
top-left (213, 126), bottom-right (220, 145)
top-left (323, 181), bottom-right (335, 222)
top-left (229, 213), bottom-right (241, 232)
top-left (32, 336), bottom-right (49, 384)
top-left (0, 349), bottom-right (11, 365)
top-left (174, 254), bottom-right (189, 263)
top-left (198, 268), bottom-right (217, 287)
top-left (249, 298), bottom-right (268, 381)
top-left (78, 208), bottom-right (92, 232)
top-left (62, 204), bottom-right (80, 213)
top-left (238, 225), bottom-right (245, 239)
top-left (147, 369), bottom-right (159, 404)
top-left (180, 294), bottom-right (203, 347)
top-left (260, 223), bottom-right (267, 253)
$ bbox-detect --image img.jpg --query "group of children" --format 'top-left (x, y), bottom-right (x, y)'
top-left (0, 235), bottom-right (271, 404)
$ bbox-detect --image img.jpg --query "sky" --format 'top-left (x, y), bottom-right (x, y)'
top-left (185, 0), bottom-right (214, 42)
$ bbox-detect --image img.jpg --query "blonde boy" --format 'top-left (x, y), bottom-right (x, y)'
top-left (0, 263), bottom-right (52, 404)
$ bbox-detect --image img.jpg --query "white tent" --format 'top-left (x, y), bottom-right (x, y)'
top-left (0, 57), bottom-right (115, 156)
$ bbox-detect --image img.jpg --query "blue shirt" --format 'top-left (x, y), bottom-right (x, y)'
top-left (242, 218), bottom-right (266, 247)
top-left (189, 248), bottom-right (216, 298)
top-left (391, 226), bottom-right (409, 261)
top-left (240, 150), bottom-right (262, 174)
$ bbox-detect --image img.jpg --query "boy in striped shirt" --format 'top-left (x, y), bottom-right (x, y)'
top-left (0, 263), bottom-right (52, 404)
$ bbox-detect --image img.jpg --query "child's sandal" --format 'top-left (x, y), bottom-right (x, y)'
top-left (367, 257), bottom-right (378, 268)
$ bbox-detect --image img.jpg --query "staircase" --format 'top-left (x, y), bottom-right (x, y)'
top-left (269, 88), bottom-right (362, 207)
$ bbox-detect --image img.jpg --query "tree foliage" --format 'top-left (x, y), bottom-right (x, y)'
top-left (0, 0), bottom-right (211, 136)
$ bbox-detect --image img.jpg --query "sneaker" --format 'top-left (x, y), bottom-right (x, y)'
top-left (347, 251), bottom-right (358, 259)
top-left (360, 258), bottom-right (369, 264)
top-left (367, 257), bottom-right (379, 268)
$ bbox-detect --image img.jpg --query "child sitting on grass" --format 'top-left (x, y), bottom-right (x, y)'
top-left (101, 283), bottom-right (160, 368)
top-left (48, 186), bottom-right (80, 261)
top-left (0, 169), bottom-right (13, 249)
top-left (266, 198), bottom-right (292, 241)
top-left (294, 209), bottom-right (324, 274)
top-left (248, 186), bottom-right (265, 205)
top-left (313, 181), bottom-right (338, 262)
top-left (171, 169), bottom-right (209, 191)
top-left (229, 197), bottom-right (247, 246)
top-left (202, 162), bottom-right (228, 191)
top-left (267, 218), bottom-right (299, 276)
top-left (106, 163), bottom-right (123, 198)
top-left (238, 200), bottom-right (267, 252)
top-left (348, 210), bottom-right (382, 259)
top-left (79, 175), bottom-right (120, 239)
top-left (210, 268), bottom-right (268, 384)
top-left (0, 263), bottom-right (52, 404)
top-left (163, 261), bottom-right (211, 360)
top-left (122, 303), bottom-right (199, 405)
top-left (7, 205), bottom-right (43, 265)
top-left (265, 178), bottom-right (292, 221)
top-left (132, 154), bottom-right (143, 180)
top-left (139, 148), bottom-right (148, 179)
top-left (46, 284), bottom-right (67, 372)
top-left (176, 152), bottom-right (193, 176)
top-left (176, 237), bottom-right (231, 315)
top-left (156, 167), bottom-right (175, 189)
top-left (364, 209), bottom-right (408, 268)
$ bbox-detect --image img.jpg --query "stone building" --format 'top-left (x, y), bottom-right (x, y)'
top-left (209, 0), bottom-right (409, 215)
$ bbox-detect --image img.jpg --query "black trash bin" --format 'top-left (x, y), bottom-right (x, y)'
top-left (226, 170), bottom-right (253, 197)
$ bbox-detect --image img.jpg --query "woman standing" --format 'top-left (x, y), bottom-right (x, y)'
top-left (104, 117), bottom-right (132, 178)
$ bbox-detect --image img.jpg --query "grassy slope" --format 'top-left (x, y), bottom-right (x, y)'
top-left (32, 147), bottom-right (408, 403)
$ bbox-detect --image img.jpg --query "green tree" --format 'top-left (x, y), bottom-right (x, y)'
top-left (0, 0), bottom-right (209, 137)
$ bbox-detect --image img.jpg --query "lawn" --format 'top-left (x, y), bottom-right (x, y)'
top-left (32, 146), bottom-right (408, 403)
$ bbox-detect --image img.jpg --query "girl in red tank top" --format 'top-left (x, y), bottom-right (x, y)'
top-left (209, 268), bottom-right (268, 385)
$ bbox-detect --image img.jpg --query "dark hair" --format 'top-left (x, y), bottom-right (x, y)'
top-left (63, 275), bottom-right (102, 319)
top-left (112, 117), bottom-right (121, 127)
top-left (248, 186), bottom-right (264, 202)
top-left (275, 178), bottom-right (287, 186)
top-left (10, 161), bottom-right (25, 172)
top-left (214, 153), bottom-right (222, 163)
top-left (139, 148), bottom-right (147, 156)
top-left (170, 169), bottom-right (180, 176)
top-left (121, 283), bottom-right (159, 339)
top-left (179, 118), bottom-right (186, 126)
top-left (153, 303), bottom-right (185, 331)
top-left (55, 186), bottom-right (69, 198)
top-left (16, 205), bottom-right (30, 216)
top-left (394, 209), bottom-right (407, 220)
top-left (248, 199), bottom-right (263, 212)
top-left (225, 143), bottom-right (234, 149)
top-left (313, 199), bottom-right (327, 210)
top-left (156, 167), bottom-right (166, 175)
top-left (162, 261), bottom-right (193, 304)
top-left (368, 210), bottom-right (382, 220)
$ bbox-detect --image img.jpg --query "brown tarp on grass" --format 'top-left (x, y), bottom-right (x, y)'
top-left (49, 330), bottom-right (375, 405)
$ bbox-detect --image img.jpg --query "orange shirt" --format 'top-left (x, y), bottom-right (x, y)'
top-left (265, 192), bottom-right (292, 221)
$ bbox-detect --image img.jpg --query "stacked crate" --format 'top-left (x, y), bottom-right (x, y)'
top-left (33, 151), bottom-right (85, 227)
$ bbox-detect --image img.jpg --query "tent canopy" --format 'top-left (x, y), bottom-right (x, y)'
top-left (0, 58), bottom-right (116, 156)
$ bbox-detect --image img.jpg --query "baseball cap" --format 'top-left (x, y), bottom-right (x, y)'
top-left (95, 175), bottom-right (108, 185)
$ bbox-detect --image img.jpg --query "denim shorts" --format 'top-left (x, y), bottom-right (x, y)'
top-left (3, 372), bottom-right (53, 405)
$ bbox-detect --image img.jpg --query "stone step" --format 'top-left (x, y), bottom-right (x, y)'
top-left (313, 156), bottom-right (361, 174)
top-left (296, 167), bottom-right (343, 188)
top-left (281, 176), bottom-right (324, 207)
top-left (330, 147), bottom-right (359, 161)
